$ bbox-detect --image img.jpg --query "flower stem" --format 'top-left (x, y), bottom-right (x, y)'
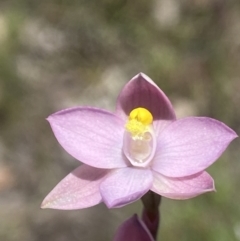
top-left (141, 191), bottom-right (161, 240)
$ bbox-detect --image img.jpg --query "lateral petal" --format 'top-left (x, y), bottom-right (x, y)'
top-left (47, 107), bottom-right (128, 169)
top-left (152, 117), bottom-right (238, 177)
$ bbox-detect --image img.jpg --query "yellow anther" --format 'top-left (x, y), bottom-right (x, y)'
top-left (125, 107), bottom-right (153, 136)
top-left (129, 108), bottom-right (153, 125)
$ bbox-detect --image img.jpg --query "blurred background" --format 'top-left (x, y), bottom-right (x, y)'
top-left (0, 0), bottom-right (240, 240)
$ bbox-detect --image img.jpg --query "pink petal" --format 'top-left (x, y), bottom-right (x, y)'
top-left (47, 107), bottom-right (128, 169)
top-left (152, 117), bottom-right (238, 177)
top-left (115, 73), bottom-right (176, 132)
top-left (113, 214), bottom-right (154, 241)
top-left (41, 164), bottom-right (109, 210)
top-left (151, 171), bottom-right (215, 199)
top-left (100, 167), bottom-right (153, 208)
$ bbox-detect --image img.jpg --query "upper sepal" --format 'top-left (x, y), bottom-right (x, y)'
top-left (116, 73), bottom-right (176, 124)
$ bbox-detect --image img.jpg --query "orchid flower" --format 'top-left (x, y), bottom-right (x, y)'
top-left (113, 214), bottom-right (154, 241)
top-left (41, 73), bottom-right (237, 210)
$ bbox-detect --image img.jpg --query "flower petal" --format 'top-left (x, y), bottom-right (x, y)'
top-left (100, 168), bottom-right (153, 208)
top-left (151, 171), bottom-right (215, 199)
top-left (41, 164), bottom-right (109, 210)
top-left (47, 107), bottom-right (127, 169)
top-left (113, 214), bottom-right (154, 241)
top-left (116, 73), bottom-right (176, 132)
top-left (152, 117), bottom-right (238, 177)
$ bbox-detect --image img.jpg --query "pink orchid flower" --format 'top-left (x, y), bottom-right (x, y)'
top-left (41, 73), bottom-right (237, 209)
top-left (113, 214), bottom-right (154, 241)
